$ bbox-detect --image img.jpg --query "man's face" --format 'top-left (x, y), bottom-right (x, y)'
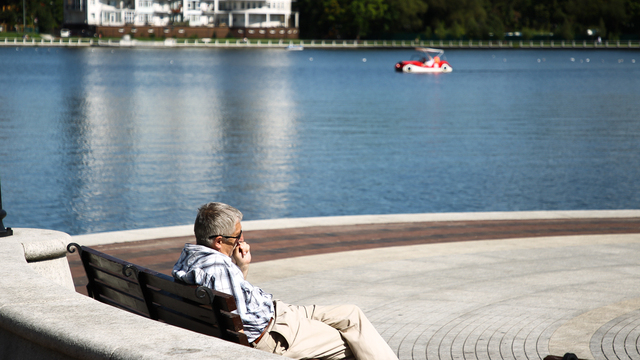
top-left (230, 221), bottom-right (244, 247)
top-left (218, 221), bottom-right (243, 256)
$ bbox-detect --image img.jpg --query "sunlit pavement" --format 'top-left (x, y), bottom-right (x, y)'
top-left (69, 211), bottom-right (640, 360)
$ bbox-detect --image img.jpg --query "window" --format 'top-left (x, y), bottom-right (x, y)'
top-left (125, 11), bottom-right (135, 23)
top-left (101, 11), bottom-right (122, 24)
top-left (249, 13), bottom-right (265, 25)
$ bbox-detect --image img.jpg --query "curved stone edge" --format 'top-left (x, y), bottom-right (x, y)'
top-left (548, 297), bottom-right (640, 360)
top-left (0, 228), bottom-right (281, 360)
top-left (72, 209), bottom-right (640, 246)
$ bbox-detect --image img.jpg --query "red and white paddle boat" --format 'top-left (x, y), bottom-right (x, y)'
top-left (395, 47), bottom-right (453, 73)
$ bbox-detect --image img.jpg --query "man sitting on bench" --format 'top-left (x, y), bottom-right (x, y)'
top-left (172, 202), bottom-right (398, 360)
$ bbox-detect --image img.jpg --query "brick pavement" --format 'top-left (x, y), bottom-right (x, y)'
top-left (67, 217), bottom-right (640, 294)
top-left (67, 216), bottom-right (640, 360)
top-left (590, 309), bottom-right (640, 360)
top-left (246, 233), bottom-right (640, 360)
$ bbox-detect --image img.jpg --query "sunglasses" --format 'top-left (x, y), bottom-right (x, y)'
top-left (208, 230), bottom-right (243, 241)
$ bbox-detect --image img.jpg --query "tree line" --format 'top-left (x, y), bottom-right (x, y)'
top-left (1, 0), bottom-right (64, 34)
top-left (295, 0), bottom-right (640, 40)
top-left (2, 0), bottom-right (638, 40)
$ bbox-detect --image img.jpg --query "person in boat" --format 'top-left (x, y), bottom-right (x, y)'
top-left (172, 202), bottom-right (399, 360)
top-left (424, 55), bottom-right (441, 67)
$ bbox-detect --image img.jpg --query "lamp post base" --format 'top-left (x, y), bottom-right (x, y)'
top-left (0, 227), bottom-right (13, 237)
top-left (0, 209), bottom-right (12, 237)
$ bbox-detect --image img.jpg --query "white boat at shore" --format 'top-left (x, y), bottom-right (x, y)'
top-left (285, 44), bottom-right (304, 51)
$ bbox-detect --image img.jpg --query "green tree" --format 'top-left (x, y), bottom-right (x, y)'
top-left (1, 1), bottom-right (22, 32)
top-left (295, 0), bottom-right (326, 38)
top-left (384, 0), bottom-right (428, 33)
top-left (349, 0), bottom-right (387, 38)
top-left (627, 0), bottom-right (640, 36)
top-left (421, 0), bottom-right (489, 39)
top-left (0, 0), bottom-right (63, 33)
top-left (297, 0), bottom-right (640, 40)
top-left (316, 0), bottom-right (387, 39)
top-left (319, 0), bottom-right (348, 37)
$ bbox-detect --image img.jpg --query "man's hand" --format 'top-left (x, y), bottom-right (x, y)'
top-left (232, 242), bottom-right (251, 279)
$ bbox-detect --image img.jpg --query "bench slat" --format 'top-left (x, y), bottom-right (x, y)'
top-left (139, 270), bottom-right (238, 314)
top-left (145, 288), bottom-right (218, 323)
top-left (91, 281), bottom-right (150, 317)
top-left (83, 250), bottom-right (137, 278)
top-left (138, 272), bottom-right (247, 342)
top-left (138, 269), bottom-right (207, 301)
top-left (218, 309), bottom-right (245, 333)
top-left (138, 268), bottom-right (240, 314)
top-left (87, 265), bottom-right (145, 299)
top-left (144, 288), bottom-right (244, 336)
top-left (223, 328), bottom-right (250, 345)
top-left (154, 306), bottom-right (224, 338)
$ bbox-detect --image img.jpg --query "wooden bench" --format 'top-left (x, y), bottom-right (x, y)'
top-left (67, 243), bottom-right (249, 346)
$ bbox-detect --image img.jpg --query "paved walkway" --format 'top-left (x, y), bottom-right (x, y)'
top-left (67, 213), bottom-right (640, 360)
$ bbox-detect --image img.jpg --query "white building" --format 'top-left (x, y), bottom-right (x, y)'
top-left (64, 0), bottom-right (298, 29)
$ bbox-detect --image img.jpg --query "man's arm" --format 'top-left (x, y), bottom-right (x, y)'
top-left (232, 242), bottom-right (251, 279)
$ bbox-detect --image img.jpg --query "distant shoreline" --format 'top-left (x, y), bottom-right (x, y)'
top-left (2, 37), bottom-right (639, 50)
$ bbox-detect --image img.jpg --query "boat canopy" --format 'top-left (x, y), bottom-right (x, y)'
top-left (415, 47), bottom-right (444, 53)
top-left (414, 47), bottom-right (445, 62)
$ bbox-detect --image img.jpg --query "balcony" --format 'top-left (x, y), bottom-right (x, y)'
top-left (153, 3), bottom-right (171, 13)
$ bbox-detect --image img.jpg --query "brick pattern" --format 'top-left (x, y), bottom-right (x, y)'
top-left (66, 217), bottom-right (640, 359)
top-left (591, 309), bottom-right (640, 360)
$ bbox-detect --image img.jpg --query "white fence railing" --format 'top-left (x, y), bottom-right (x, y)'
top-left (2, 37), bottom-right (639, 49)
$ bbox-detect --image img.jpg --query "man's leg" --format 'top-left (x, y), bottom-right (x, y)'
top-left (254, 301), bottom-right (354, 360)
top-left (255, 301), bottom-right (397, 360)
top-left (303, 304), bottom-right (398, 360)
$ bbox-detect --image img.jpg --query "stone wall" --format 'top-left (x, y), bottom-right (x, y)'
top-left (0, 228), bottom-right (279, 360)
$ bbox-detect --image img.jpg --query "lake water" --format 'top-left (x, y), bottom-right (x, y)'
top-left (1, 46), bottom-right (639, 235)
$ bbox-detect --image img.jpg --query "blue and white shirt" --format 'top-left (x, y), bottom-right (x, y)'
top-left (172, 243), bottom-right (274, 342)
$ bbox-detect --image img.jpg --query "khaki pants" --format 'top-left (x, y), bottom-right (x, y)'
top-left (253, 300), bottom-right (398, 360)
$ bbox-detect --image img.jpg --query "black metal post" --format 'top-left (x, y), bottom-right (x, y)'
top-left (0, 178), bottom-right (13, 237)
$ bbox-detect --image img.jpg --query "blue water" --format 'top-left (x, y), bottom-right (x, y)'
top-left (1, 47), bottom-right (639, 235)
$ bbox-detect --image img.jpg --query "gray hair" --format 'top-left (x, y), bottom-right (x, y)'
top-left (194, 202), bottom-right (243, 247)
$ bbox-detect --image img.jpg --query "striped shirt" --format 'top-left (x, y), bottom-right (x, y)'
top-left (172, 243), bottom-right (274, 342)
